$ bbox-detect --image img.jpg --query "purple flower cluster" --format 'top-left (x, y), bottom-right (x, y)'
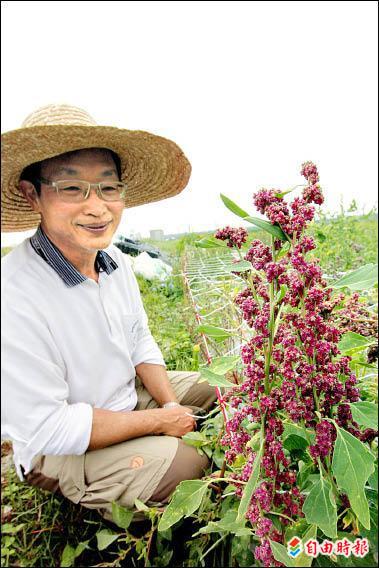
top-left (253, 189), bottom-right (282, 215)
top-left (214, 226), bottom-right (248, 248)
top-left (309, 420), bottom-right (337, 459)
top-left (254, 539), bottom-right (282, 567)
top-left (303, 183), bottom-right (324, 205)
top-left (301, 161), bottom-right (320, 184)
top-left (328, 292), bottom-right (379, 339)
top-left (243, 162), bottom-right (324, 240)
top-left (245, 240), bottom-right (272, 270)
top-left (214, 162), bottom-right (375, 560)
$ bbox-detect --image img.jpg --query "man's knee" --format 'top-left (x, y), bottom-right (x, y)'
top-left (149, 439), bottom-right (209, 503)
top-left (181, 380), bottom-right (218, 411)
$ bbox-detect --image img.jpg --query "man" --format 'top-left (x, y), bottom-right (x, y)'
top-left (1, 104), bottom-right (217, 522)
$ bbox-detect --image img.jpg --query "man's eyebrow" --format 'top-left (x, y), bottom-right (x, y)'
top-left (54, 167), bottom-right (78, 176)
top-left (53, 167), bottom-right (118, 176)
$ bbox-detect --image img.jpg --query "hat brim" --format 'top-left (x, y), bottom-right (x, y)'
top-left (1, 124), bottom-right (191, 232)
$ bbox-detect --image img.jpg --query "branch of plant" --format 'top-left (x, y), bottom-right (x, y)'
top-left (268, 511), bottom-right (295, 523)
top-left (199, 533), bottom-right (228, 563)
top-left (144, 523), bottom-right (156, 568)
top-left (235, 244), bottom-right (261, 304)
top-left (317, 456), bottom-right (340, 501)
top-left (206, 476), bottom-right (247, 485)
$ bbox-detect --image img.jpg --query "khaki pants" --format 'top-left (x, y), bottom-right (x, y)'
top-left (25, 371), bottom-right (217, 522)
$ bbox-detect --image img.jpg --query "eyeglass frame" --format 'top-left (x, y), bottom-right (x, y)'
top-left (35, 177), bottom-right (127, 202)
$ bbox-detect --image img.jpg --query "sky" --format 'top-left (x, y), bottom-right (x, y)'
top-left (1, 1), bottom-right (378, 246)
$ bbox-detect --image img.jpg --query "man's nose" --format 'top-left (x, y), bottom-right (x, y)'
top-left (82, 186), bottom-right (109, 213)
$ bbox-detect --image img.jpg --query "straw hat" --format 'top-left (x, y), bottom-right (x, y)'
top-left (1, 104), bottom-right (192, 232)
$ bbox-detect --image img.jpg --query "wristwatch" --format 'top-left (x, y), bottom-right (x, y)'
top-left (162, 401), bottom-right (180, 408)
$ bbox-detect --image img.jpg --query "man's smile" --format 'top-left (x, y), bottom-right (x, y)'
top-left (77, 221), bottom-right (112, 233)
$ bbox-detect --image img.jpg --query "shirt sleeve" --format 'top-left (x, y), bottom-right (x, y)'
top-left (1, 303), bottom-right (93, 478)
top-left (131, 305), bottom-right (166, 368)
top-left (122, 255), bottom-right (166, 368)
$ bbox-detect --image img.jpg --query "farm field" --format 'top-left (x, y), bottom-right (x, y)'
top-left (1, 208), bottom-right (378, 567)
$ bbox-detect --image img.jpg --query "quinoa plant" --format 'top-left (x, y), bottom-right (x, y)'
top-left (209, 163), bottom-right (378, 566)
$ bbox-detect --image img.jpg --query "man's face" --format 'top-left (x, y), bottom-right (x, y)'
top-left (23, 149), bottom-right (125, 260)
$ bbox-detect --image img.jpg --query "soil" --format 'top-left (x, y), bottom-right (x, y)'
top-left (1, 440), bottom-right (14, 477)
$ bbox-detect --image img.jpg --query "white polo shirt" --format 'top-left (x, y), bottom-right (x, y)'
top-left (1, 230), bottom-right (165, 481)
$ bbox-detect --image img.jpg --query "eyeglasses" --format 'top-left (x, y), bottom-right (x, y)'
top-left (37, 178), bottom-right (127, 203)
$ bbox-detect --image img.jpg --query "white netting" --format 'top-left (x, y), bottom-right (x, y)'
top-left (181, 248), bottom-right (251, 361)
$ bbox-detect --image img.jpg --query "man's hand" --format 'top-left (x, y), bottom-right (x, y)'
top-left (158, 405), bottom-right (196, 437)
top-left (89, 405), bottom-right (196, 451)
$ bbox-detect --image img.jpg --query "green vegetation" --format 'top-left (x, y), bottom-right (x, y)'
top-left (1, 247), bottom-right (13, 258)
top-left (1, 211), bottom-right (378, 567)
top-left (135, 273), bottom-right (198, 372)
top-left (309, 209), bottom-right (378, 275)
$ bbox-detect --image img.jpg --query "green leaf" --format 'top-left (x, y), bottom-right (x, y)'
top-left (212, 446), bottom-right (226, 469)
top-left (197, 325), bottom-right (232, 341)
top-left (231, 534), bottom-right (255, 567)
top-left (269, 540), bottom-right (296, 567)
top-left (158, 479), bottom-right (209, 531)
top-left (297, 461), bottom-right (316, 491)
top-left (332, 264), bottom-right (378, 291)
top-left (284, 518), bottom-right (312, 543)
top-left (360, 490), bottom-right (378, 552)
top-left (283, 423), bottom-right (315, 444)
top-left (1, 523), bottom-right (25, 534)
top-left (111, 501), bottom-right (134, 529)
top-left (158, 527), bottom-right (172, 541)
top-left (199, 367), bottom-right (235, 387)
top-left (283, 435), bottom-right (309, 452)
top-left (246, 431), bottom-right (261, 451)
top-left (275, 188), bottom-right (295, 198)
top-left (276, 283), bottom-right (288, 303)
top-left (182, 431), bottom-right (210, 449)
top-left (236, 440), bottom-right (264, 523)
top-left (61, 540), bottom-right (91, 567)
top-left (350, 402), bottom-right (378, 429)
top-left (96, 529), bottom-right (121, 551)
top-left (197, 510), bottom-right (252, 536)
top-left (303, 474), bottom-right (338, 538)
top-left (244, 216), bottom-right (289, 241)
top-left (332, 425), bottom-right (375, 529)
top-left (220, 193), bottom-right (250, 218)
top-left (219, 193), bottom-right (289, 241)
top-left (74, 540), bottom-right (90, 557)
top-left (134, 498), bottom-right (150, 512)
top-left (315, 230), bottom-right (327, 243)
top-left (367, 464), bottom-right (378, 491)
top-left (276, 242), bottom-right (291, 260)
top-left (194, 236), bottom-right (226, 248)
top-left (208, 355), bottom-right (240, 375)
top-left (60, 544), bottom-right (76, 567)
top-left (338, 332), bottom-right (376, 354)
top-left (293, 524), bottom-right (317, 567)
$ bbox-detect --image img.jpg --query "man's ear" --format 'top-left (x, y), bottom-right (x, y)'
top-left (19, 180), bottom-right (41, 213)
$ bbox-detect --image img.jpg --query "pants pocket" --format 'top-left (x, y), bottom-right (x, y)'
top-left (58, 454), bottom-right (87, 504)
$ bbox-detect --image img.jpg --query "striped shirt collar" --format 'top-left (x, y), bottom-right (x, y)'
top-left (30, 225), bottom-right (118, 287)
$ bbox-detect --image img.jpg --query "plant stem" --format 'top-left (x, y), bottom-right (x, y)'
top-left (206, 477), bottom-right (247, 485)
top-left (219, 457), bottom-right (227, 480)
top-left (313, 386), bottom-right (320, 412)
top-left (268, 511), bottom-right (294, 523)
top-left (264, 238), bottom-right (276, 394)
top-left (199, 534), bottom-right (228, 562)
top-left (144, 524), bottom-right (155, 568)
top-left (325, 454), bottom-right (340, 496)
top-left (318, 457), bottom-right (340, 499)
top-left (235, 245), bottom-right (260, 303)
